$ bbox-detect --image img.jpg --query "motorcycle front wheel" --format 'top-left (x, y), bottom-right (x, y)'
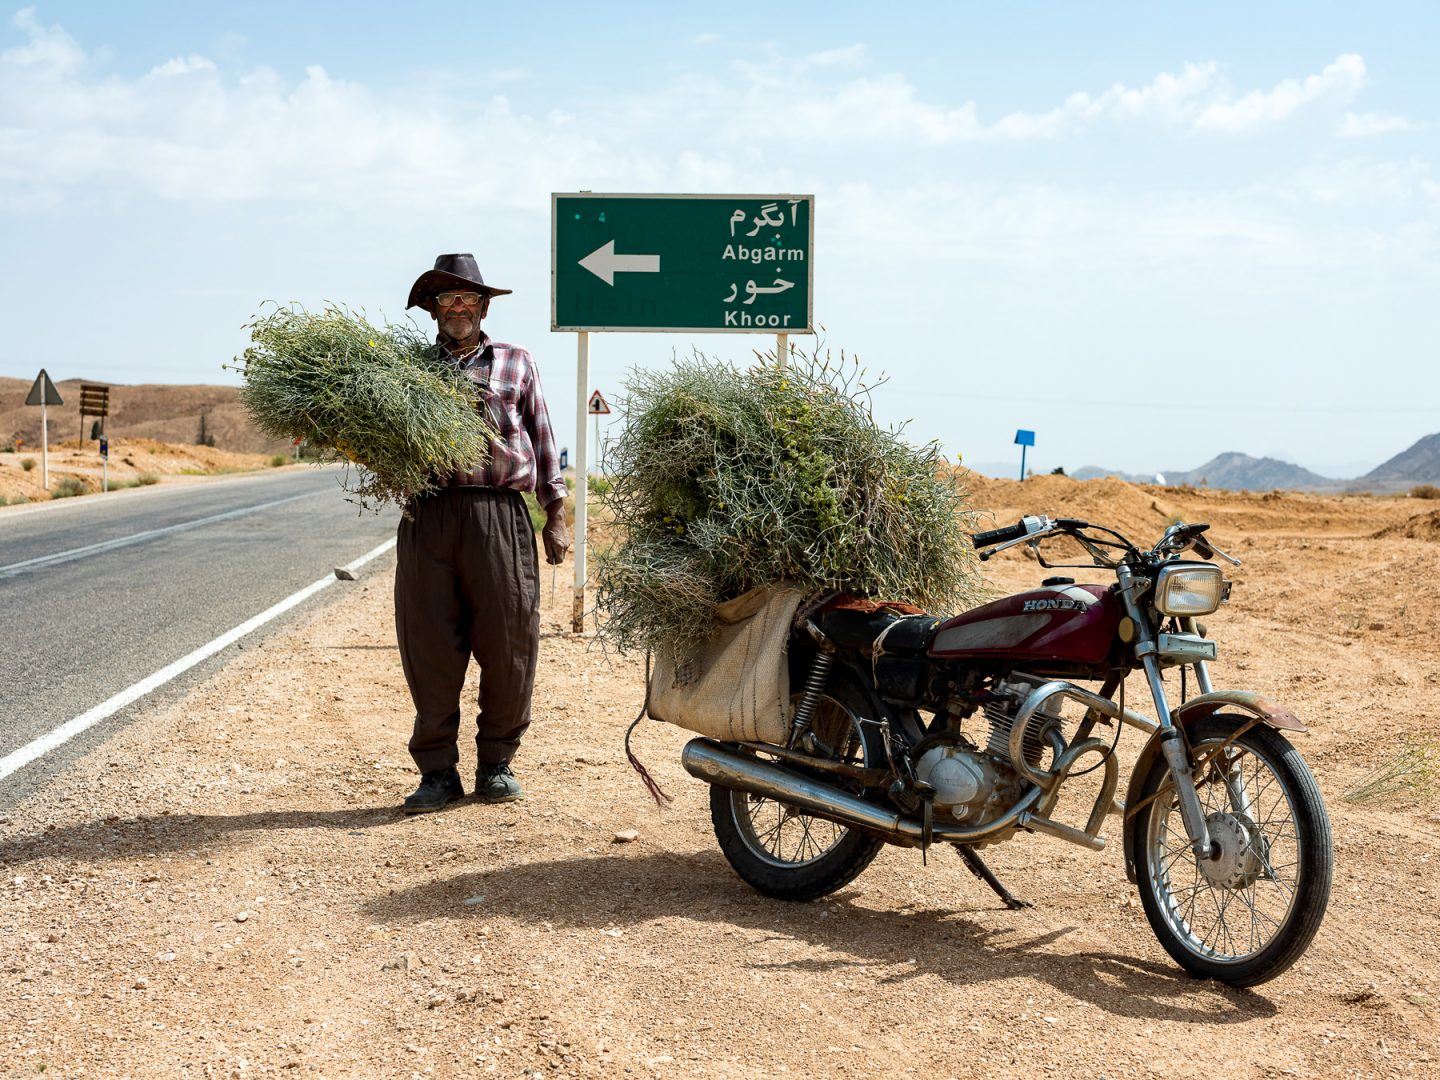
top-left (1128, 714), bottom-right (1333, 986)
top-left (709, 685), bottom-right (886, 902)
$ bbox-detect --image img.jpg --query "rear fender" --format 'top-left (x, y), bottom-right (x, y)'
top-left (1121, 691), bottom-right (1306, 882)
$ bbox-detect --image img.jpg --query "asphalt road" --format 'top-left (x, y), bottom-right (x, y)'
top-left (0, 467), bottom-right (400, 803)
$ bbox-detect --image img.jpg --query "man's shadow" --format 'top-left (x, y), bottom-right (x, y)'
top-left (362, 848), bottom-right (1277, 1024)
top-left (0, 805), bottom-right (398, 865)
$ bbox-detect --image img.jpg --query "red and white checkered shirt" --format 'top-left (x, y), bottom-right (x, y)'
top-left (440, 333), bottom-right (568, 508)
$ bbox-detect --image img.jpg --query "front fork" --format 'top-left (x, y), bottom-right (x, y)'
top-left (1120, 568), bottom-right (1216, 860)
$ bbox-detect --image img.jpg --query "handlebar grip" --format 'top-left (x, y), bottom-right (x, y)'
top-left (971, 521), bottom-right (1029, 547)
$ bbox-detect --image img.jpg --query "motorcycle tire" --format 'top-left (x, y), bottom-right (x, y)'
top-left (709, 682), bottom-right (886, 902)
top-left (1128, 714), bottom-right (1332, 987)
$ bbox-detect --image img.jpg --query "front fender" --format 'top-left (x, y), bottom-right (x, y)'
top-left (1120, 691), bottom-right (1306, 882)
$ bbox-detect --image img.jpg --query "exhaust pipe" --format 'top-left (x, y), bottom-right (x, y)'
top-left (681, 738), bottom-right (1046, 847)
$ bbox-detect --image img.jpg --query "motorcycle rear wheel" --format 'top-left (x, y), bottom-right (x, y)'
top-left (709, 685), bottom-right (886, 902)
top-left (1129, 714), bottom-right (1332, 986)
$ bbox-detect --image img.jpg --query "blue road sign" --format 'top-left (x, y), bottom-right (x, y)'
top-left (1014, 429), bottom-right (1035, 480)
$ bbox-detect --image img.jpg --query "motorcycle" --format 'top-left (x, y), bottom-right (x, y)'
top-left (680, 515), bottom-right (1333, 986)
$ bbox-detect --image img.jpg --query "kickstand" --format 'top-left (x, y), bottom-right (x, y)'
top-left (955, 846), bottom-right (1032, 910)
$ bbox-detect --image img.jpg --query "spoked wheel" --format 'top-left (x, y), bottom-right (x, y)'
top-left (710, 686), bottom-right (885, 902)
top-left (1129, 715), bottom-right (1333, 986)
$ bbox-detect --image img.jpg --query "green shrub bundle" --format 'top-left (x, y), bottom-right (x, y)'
top-left (594, 351), bottom-right (987, 659)
top-left (236, 304), bottom-right (493, 509)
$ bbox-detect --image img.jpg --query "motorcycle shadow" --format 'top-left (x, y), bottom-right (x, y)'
top-left (363, 849), bottom-right (1276, 1023)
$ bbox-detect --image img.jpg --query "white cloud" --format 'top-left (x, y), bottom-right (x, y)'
top-left (1338, 110), bottom-right (1419, 137)
top-left (0, 5), bottom-right (1431, 275)
top-left (804, 44), bottom-right (867, 68)
top-left (706, 51), bottom-right (1393, 145)
top-left (147, 54), bottom-right (217, 79)
top-left (1192, 53), bottom-right (1367, 133)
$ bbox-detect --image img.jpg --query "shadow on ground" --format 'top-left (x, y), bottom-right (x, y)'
top-left (362, 848), bottom-right (1277, 1024)
top-left (0, 805), bottom-right (399, 864)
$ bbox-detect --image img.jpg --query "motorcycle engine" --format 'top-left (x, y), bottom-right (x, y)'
top-left (913, 677), bottom-right (1062, 827)
top-left (913, 742), bottom-right (1010, 823)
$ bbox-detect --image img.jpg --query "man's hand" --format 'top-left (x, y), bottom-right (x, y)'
top-left (541, 500), bottom-right (571, 565)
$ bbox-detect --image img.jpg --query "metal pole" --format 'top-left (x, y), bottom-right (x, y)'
top-left (40, 401), bottom-right (49, 490)
top-left (1020, 445), bottom-right (1027, 482)
top-left (573, 331), bottom-right (589, 634)
top-left (776, 332), bottom-right (788, 369)
top-left (103, 453), bottom-right (108, 493)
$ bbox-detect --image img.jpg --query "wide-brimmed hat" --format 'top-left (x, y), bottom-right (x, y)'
top-left (406, 253), bottom-right (513, 310)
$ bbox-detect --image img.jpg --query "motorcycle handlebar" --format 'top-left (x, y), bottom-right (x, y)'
top-left (971, 521), bottom-right (1032, 547)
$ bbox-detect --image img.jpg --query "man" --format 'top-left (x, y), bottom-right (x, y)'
top-left (396, 253), bottom-right (571, 813)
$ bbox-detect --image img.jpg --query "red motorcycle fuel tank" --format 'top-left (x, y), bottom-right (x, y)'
top-left (929, 583), bottom-right (1122, 666)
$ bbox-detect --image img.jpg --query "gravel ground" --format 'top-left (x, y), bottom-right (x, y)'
top-left (2, 485), bottom-right (1438, 1077)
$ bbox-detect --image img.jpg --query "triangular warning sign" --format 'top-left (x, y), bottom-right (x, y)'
top-left (25, 368), bottom-right (63, 407)
top-left (587, 390), bottom-right (610, 415)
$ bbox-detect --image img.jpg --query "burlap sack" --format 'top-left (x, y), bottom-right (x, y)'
top-left (646, 585), bottom-right (803, 745)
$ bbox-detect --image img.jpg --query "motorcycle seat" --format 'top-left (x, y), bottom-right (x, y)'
top-left (817, 608), bottom-right (940, 656)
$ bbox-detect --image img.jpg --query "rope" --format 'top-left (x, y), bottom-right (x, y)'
top-left (625, 651), bottom-right (674, 808)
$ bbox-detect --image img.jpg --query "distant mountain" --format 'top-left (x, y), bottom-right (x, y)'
top-left (1071, 465), bottom-right (1156, 484)
top-left (1360, 433), bottom-right (1440, 488)
top-left (1161, 452), bottom-right (1334, 492)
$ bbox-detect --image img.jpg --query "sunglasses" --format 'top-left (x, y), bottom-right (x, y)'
top-left (435, 290), bottom-right (484, 307)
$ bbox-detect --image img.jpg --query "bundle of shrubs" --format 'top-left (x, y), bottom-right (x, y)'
top-left (236, 304), bottom-right (492, 509)
top-left (594, 351), bottom-right (987, 660)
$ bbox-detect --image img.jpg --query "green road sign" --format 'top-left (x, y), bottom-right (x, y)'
top-left (552, 193), bottom-right (813, 333)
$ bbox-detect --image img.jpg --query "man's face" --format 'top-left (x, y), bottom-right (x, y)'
top-left (432, 289), bottom-right (488, 340)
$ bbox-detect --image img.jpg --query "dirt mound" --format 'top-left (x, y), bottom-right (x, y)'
top-left (1374, 509), bottom-right (1440, 542)
top-left (956, 468), bottom-right (1419, 549)
top-left (0, 377), bottom-right (286, 455)
top-left (958, 470), bottom-right (1172, 542)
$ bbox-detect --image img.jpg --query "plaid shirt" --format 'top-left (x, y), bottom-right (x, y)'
top-left (441, 334), bottom-right (568, 508)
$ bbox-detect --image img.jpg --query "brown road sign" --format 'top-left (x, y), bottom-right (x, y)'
top-left (25, 369), bottom-right (63, 406)
top-left (587, 389), bottom-right (611, 415)
top-left (80, 384), bottom-right (110, 417)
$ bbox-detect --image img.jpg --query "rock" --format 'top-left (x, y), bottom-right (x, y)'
top-left (612, 829), bottom-right (639, 844)
top-left (462, 895), bottom-right (485, 907)
top-left (333, 567), bottom-right (357, 581)
top-left (133, 977), bottom-right (148, 990)
top-left (234, 911), bottom-right (251, 923)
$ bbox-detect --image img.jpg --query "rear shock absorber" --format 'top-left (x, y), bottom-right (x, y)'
top-left (789, 649), bottom-right (835, 750)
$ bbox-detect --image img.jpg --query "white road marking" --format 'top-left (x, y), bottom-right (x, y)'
top-left (0, 491), bottom-right (325, 577)
top-left (0, 537), bottom-right (397, 781)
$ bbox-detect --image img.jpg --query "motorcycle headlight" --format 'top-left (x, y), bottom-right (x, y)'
top-left (1154, 563), bottom-right (1226, 617)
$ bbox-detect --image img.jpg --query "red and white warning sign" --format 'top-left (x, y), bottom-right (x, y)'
top-left (587, 389), bottom-right (611, 415)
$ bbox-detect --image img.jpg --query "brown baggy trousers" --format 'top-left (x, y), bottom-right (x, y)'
top-left (395, 488), bottom-right (540, 773)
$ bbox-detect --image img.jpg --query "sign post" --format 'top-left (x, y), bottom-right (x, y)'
top-left (587, 389), bottom-right (610, 479)
top-left (1015, 429), bottom-right (1036, 481)
top-left (24, 369), bottom-right (63, 491)
top-left (553, 192), bottom-right (815, 634)
top-left (572, 332), bottom-right (590, 632)
top-left (79, 384), bottom-right (110, 448)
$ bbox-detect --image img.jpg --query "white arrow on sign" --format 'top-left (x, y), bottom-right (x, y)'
top-left (578, 240), bottom-right (660, 286)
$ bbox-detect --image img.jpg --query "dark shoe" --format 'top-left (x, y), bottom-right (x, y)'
top-left (402, 768), bottom-right (464, 814)
top-left (474, 762), bottom-right (524, 804)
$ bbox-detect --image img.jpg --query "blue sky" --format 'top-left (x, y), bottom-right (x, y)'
top-left (2, 2), bottom-right (1437, 476)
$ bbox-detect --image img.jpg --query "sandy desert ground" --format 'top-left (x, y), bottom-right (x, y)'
top-left (0, 438), bottom-right (281, 505)
top-left (2, 475), bottom-right (1438, 1077)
